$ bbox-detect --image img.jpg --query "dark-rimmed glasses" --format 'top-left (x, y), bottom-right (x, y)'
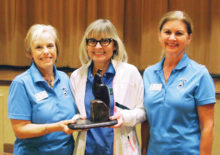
top-left (86, 38), bottom-right (113, 47)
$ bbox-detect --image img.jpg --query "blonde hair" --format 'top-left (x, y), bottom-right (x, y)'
top-left (79, 19), bottom-right (128, 65)
top-left (24, 24), bottom-right (60, 58)
top-left (158, 11), bottom-right (193, 35)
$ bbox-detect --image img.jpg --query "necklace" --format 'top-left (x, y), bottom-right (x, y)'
top-left (46, 79), bottom-right (53, 88)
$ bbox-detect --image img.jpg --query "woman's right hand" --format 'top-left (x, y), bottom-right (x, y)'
top-left (10, 118), bottom-right (77, 139)
top-left (57, 119), bottom-right (76, 135)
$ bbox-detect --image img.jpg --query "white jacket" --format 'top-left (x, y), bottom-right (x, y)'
top-left (70, 60), bottom-right (146, 155)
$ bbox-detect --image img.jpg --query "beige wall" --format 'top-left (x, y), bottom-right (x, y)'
top-left (0, 86), bottom-right (15, 153)
top-left (0, 86), bottom-right (219, 154)
top-left (213, 95), bottom-right (220, 155)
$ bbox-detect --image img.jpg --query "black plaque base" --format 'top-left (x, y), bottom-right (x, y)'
top-left (68, 119), bottom-right (118, 130)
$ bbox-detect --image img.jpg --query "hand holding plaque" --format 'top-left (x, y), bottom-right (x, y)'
top-left (68, 69), bottom-right (117, 130)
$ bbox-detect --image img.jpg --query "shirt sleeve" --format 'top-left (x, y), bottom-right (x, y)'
top-left (8, 81), bottom-right (32, 120)
top-left (195, 68), bottom-right (216, 106)
top-left (120, 67), bottom-right (146, 127)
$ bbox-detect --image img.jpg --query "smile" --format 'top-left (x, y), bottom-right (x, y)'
top-left (167, 43), bottom-right (178, 47)
top-left (93, 51), bottom-right (105, 55)
top-left (40, 57), bottom-right (52, 60)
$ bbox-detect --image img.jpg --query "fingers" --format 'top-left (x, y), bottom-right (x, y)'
top-left (111, 121), bottom-right (122, 128)
top-left (58, 120), bottom-right (75, 134)
top-left (109, 113), bottom-right (123, 128)
top-left (72, 114), bottom-right (87, 121)
top-left (62, 119), bottom-right (76, 125)
top-left (65, 128), bottom-right (74, 135)
top-left (63, 118), bottom-right (88, 133)
top-left (79, 115), bottom-right (87, 120)
top-left (109, 113), bottom-right (121, 120)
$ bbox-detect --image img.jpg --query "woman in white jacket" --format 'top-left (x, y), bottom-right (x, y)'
top-left (70, 19), bottom-right (146, 155)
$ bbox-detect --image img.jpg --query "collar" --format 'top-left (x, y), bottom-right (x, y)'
top-left (154, 53), bottom-right (189, 71)
top-left (88, 61), bottom-right (115, 79)
top-left (30, 62), bottom-right (59, 84)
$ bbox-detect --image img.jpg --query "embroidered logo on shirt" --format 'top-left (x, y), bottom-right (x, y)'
top-left (149, 84), bottom-right (162, 91)
top-left (177, 78), bottom-right (187, 89)
top-left (35, 91), bottom-right (48, 102)
top-left (62, 87), bottom-right (68, 96)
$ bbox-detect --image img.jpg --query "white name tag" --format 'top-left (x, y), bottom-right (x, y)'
top-left (149, 84), bottom-right (162, 91)
top-left (35, 91), bottom-right (48, 102)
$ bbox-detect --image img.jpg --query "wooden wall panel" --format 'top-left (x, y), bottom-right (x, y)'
top-left (209, 0), bottom-right (220, 74)
top-left (0, 0), bottom-right (219, 74)
top-left (169, 0), bottom-right (211, 65)
top-left (58, 0), bottom-right (87, 68)
top-left (124, 0), bottom-right (142, 67)
top-left (0, 0), bottom-right (29, 66)
top-left (140, 0), bottom-right (168, 70)
top-left (97, 0), bottom-right (125, 44)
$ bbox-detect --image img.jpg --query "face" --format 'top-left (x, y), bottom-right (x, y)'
top-left (31, 32), bottom-right (57, 71)
top-left (159, 20), bottom-right (192, 56)
top-left (87, 36), bottom-right (116, 65)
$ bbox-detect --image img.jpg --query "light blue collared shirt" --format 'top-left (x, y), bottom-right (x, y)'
top-left (8, 63), bottom-right (77, 155)
top-left (143, 53), bottom-right (216, 155)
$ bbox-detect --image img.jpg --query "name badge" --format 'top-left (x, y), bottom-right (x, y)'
top-left (149, 84), bottom-right (162, 91)
top-left (35, 91), bottom-right (48, 102)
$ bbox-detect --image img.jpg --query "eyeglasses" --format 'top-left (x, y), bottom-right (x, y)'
top-left (86, 38), bottom-right (114, 47)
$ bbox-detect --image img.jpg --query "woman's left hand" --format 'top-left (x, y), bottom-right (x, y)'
top-left (109, 112), bottom-right (123, 128)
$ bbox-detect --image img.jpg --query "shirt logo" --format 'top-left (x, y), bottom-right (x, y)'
top-left (177, 78), bottom-right (187, 89)
top-left (149, 84), bottom-right (162, 91)
top-left (62, 87), bottom-right (68, 96)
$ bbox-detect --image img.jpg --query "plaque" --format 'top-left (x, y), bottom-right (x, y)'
top-left (68, 69), bottom-right (117, 130)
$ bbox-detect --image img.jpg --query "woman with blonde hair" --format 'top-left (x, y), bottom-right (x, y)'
top-left (70, 19), bottom-right (146, 155)
top-left (142, 11), bottom-right (215, 155)
top-left (8, 24), bottom-right (77, 155)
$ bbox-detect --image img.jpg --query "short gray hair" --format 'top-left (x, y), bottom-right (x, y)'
top-left (24, 24), bottom-right (60, 58)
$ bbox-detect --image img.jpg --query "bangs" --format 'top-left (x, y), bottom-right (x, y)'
top-left (32, 29), bottom-right (56, 43)
top-left (87, 24), bottom-right (114, 39)
top-left (32, 29), bottom-right (44, 43)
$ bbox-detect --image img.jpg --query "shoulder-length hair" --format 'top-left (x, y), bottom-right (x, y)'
top-left (79, 19), bottom-right (128, 65)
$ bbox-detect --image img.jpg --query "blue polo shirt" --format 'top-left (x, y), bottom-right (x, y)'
top-left (143, 53), bottom-right (216, 155)
top-left (85, 63), bottom-right (115, 155)
top-left (8, 63), bottom-right (77, 155)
